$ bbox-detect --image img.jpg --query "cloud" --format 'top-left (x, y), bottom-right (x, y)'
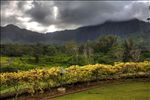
top-left (1, 1), bottom-right (31, 25)
top-left (55, 1), bottom-right (148, 27)
top-left (0, 1), bottom-right (149, 33)
top-left (25, 1), bottom-right (56, 26)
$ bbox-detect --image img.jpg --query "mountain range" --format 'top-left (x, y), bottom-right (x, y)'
top-left (1, 19), bottom-right (150, 44)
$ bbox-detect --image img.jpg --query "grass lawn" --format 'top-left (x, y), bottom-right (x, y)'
top-left (52, 81), bottom-right (150, 100)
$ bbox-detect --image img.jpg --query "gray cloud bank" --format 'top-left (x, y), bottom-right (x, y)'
top-left (0, 0), bottom-right (149, 33)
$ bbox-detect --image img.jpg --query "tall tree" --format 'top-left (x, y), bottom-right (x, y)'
top-left (95, 35), bottom-right (117, 53)
top-left (83, 41), bottom-right (94, 64)
top-left (122, 38), bottom-right (141, 62)
top-left (33, 43), bottom-right (43, 63)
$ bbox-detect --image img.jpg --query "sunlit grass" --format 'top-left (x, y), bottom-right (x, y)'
top-left (52, 81), bottom-right (150, 100)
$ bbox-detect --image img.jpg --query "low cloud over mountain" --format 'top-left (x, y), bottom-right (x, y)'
top-left (1, 1), bottom-right (149, 33)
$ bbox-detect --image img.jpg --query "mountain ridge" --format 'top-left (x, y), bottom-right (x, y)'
top-left (1, 18), bottom-right (150, 44)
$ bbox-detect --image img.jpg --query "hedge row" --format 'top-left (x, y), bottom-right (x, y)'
top-left (0, 61), bottom-right (150, 95)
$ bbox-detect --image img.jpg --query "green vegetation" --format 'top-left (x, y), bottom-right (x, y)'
top-left (0, 35), bottom-right (150, 99)
top-left (0, 56), bottom-right (69, 72)
top-left (1, 35), bottom-right (150, 72)
top-left (1, 62), bottom-right (149, 98)
top-left (52, 81), bottom-right (150, 100)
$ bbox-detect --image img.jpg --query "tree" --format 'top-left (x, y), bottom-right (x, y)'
top-left (122, 38), bottom-right (141, 62)
top-left (65, 41), bottom-right (79, 64)
top-left (130, 49), bottom-right (141, 62)
top-left (33, 43), bottom-right (43, 63)
top-left (123, 39), bottom-right (133, 62)
top-left (42, 45), bottom-right (57, 56)
top-left (94, 35), bottom-right (117, 53)
top-left (83, 41), bottom-right (94, 64)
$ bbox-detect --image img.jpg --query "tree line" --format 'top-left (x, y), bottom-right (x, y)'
top-left (1, 35), bottom-right (150, 65)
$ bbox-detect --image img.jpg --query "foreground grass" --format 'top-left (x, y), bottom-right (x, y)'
top-left (52, 81), bottom-right (150, 100)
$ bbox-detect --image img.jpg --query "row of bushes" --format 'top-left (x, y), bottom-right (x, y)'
top-left (0, 61), bottom-right (150, 96)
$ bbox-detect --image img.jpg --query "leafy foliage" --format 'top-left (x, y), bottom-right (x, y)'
top-left (1, 61), bottom-right (150, 96)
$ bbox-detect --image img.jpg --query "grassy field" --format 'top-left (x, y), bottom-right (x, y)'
top-left (0, 56), bottom-right (69, 72)
top-left (52, 81), bottom-right (150, 100)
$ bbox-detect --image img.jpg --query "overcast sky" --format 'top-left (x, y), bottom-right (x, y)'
top-left (0, 0), bottom-right (149, 33)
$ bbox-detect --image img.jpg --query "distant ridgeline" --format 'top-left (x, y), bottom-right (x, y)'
top-left (0, 18), bottom-right (150, 44)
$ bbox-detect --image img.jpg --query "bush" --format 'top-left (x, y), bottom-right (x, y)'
top-left (0, 61), bottom-right (150, 95)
